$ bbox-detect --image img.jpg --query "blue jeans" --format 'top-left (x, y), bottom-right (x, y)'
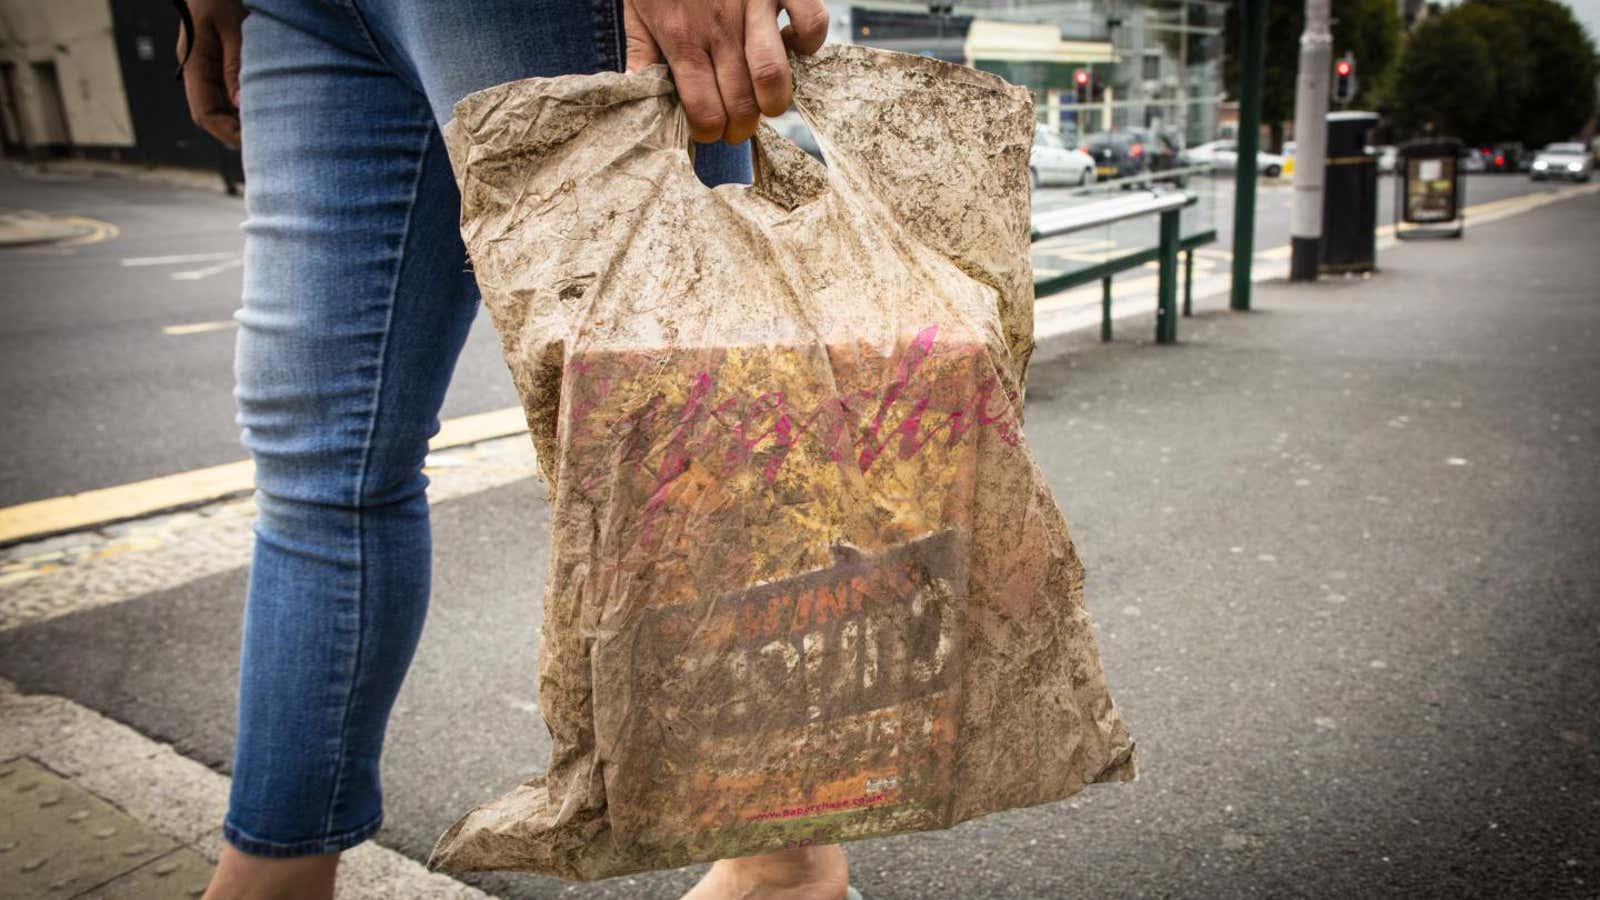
top-left (228, 0), bottom-right (750, 858)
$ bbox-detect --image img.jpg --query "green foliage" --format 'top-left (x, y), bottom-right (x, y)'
top-left (1445, 4), bottom-right (1531, 141)
top-left (1469, 0), bottom-right (1598, 146)
top-left (1389, 0), bottom-right (1597, 144)
top-left (1389, 15), bottom-right (1496, 139)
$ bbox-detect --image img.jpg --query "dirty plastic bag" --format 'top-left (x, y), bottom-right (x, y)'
top-left (430, 45), bottom-right (1136, 879)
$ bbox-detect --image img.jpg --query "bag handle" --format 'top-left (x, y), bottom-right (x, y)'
top-left (782, 46), bottom-right (1040, 385)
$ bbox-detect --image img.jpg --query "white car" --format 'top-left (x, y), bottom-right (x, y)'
top-left (1183, 140), bottom-right (1287, 177)
top-left (1530, 142), bottom-right (1592, 182)
top-left (1030, 125), bottom-right (1097, 187)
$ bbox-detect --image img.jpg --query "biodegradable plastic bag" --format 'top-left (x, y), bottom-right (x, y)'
top-left (430, 45), bottom-right (1136, 879)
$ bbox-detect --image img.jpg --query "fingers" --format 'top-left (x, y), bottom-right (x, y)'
top-left (631, 0), bottom-right (828, 144)
top-left (623, 0), bottom-right (661, 72)
top-left (182, 23), bottom-right (240, 148)
top-left (221, 17), bottom-right (243, 108)
top-left (668, 47), bottom-right (727, 143)
top-left (743, 0), bottom-right (792, 117)
top-left (779, 0), bottom-right (829, 55)
top-left (711, 44), bottom-right (761, 143)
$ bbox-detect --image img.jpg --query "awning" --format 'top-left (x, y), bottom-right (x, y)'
top-left (963, 20), bottom-right (1117, 67)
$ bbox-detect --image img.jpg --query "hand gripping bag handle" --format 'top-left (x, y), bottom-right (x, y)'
top-left (444, 44), bottom-right (1037, 390)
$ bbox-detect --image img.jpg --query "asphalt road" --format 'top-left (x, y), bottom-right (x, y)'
top-left (0, 168), bottom-right (518, 508)
top-left (0, 164), bottom-right (1564, 508)
top-left (1, 189), bottom-right (1595, 897)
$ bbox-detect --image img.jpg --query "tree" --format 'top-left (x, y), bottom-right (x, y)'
top-left (1446, 4), bottom-right (1531, 142)
top-left (1389, 15), bottom-right (1496, 140)
top-left (1388, 0), bottom-right (1597, 145)
top-left (1225, 0), bottom-right (1404, 150)
top-left (1470, 0), bottom-right (1597, 146)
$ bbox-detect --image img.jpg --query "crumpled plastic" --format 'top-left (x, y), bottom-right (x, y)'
top-left (429, 44), bottom-right (1136, 880)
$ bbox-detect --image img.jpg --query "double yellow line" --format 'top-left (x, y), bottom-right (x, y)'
top-left (0, 407), bottom-right (528, 546)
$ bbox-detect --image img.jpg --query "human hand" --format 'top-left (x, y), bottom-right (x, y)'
top-left (624, 0), bottom-right (829, 145)
top-left (177, 0), bottom-right (247, 147)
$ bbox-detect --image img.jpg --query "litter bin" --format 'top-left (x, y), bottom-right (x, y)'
top-left (1395, 138), bottom-right (1465, 240)
top-left (1321, 111), bottom-right (1379, 274)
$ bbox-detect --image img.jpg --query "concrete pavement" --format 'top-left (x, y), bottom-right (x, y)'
top-left (1, 184), bottom-right (1596, 897)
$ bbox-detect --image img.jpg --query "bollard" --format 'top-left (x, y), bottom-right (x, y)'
top-left (1101, 277), bottom-right (1113, 342)
top-left (1183, 248), bottom-right (1195, 317)
top-left (1156, 208), bottom-right (1179, 343)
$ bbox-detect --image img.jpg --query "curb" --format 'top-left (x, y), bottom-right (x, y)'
top-left (4, 159), bottom-right (233, 196)
top-left (0, 677), bottom-right (495, 899)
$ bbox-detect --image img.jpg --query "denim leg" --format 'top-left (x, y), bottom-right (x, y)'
top-left (228, 0), bottom-right (751, 858)
top-left (227, 1), bottom-right (478, 857)
top-left (351, 0), bottom-right (752, 186)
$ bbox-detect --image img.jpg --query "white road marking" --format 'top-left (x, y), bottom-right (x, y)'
top-left (121, 252), bottom-right (238, 267)
top-left (170, 257), bottom-right (243, 281)
top-left (163, 319), bottom-right (238, 336)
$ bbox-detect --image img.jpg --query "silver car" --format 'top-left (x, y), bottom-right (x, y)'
top-left (1530, 142), bottom-right (1592, 182)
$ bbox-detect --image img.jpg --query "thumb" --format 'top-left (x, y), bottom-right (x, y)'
top-left (623, 0), bottom-right (661, 73)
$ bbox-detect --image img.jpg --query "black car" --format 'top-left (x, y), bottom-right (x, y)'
top-left (1126, 127), bottom-right (1185, 184)
top-left (1081, 133), bottom-right (1146, 181)
top-left (1480, 143), bottom-right (1526, 173)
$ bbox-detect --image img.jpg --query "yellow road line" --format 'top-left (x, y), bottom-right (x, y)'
top-left (162, 320), bottom-right (238, 336)
top-left (0, 406), bottom-right (531, 545)
top-left (58, 216), bottom-right (119, 246)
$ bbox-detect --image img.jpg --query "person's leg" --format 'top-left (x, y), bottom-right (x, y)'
top-left (209, 1), bottom-right (479, 894)
top-left (338, 4), bottom-right (843, 898)
top-left (213, 0), bottom-right (764, 895)
top-left (352, 0), bottom-right (751, 185)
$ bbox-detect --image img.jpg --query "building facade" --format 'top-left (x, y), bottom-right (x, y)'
top-left (1, 0), bottom-right (222, 167)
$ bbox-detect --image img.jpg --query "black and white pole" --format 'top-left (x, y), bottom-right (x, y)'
top-left (1289, 0), bottom-right (1332, 281)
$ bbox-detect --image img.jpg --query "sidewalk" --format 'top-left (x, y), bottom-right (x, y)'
top-left (1, 678), bottom-right (487, 898)
top-left (1, 189), bottom-right (1596, 899)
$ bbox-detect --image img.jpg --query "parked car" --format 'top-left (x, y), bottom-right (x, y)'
top-left (1480, 142), bottom-right (1526, 173)
top-left (1529, 142), bottom-right (1592, 182)
top-left (1126, 127), bottom-right (1182, 174)
top-left (1030, 124), bottom-right (1096, 187)
top-left (1182, 140), bottom-right (1287, 177)
top-left (1081, 132), bottom-right (1146, 181)
top-left (1460, 148), bottom-right (1487, 173)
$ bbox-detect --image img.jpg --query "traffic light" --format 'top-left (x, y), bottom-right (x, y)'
top-left (1074, 68), bottom-right (1091, 104)
top-left (1332, 53), bottom-right (1357, 106)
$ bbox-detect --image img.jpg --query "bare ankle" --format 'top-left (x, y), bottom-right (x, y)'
top-left (202, 845), bottom-right (339, 900)
top-left (683, 844), bottom-right (848, 900)
top-left (722, 845), bottom-right (845, 886)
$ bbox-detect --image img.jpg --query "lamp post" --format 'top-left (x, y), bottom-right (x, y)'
top-left (1229, 0), bottom-right (1266, 310)
top-left (1289, 0), bottom-right (1332, 282)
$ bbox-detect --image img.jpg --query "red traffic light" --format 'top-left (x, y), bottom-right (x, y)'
top-left (1074, 69), bottom-right (1090, 86)
top-left (1335, 60), bottom-right (1352, 77)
